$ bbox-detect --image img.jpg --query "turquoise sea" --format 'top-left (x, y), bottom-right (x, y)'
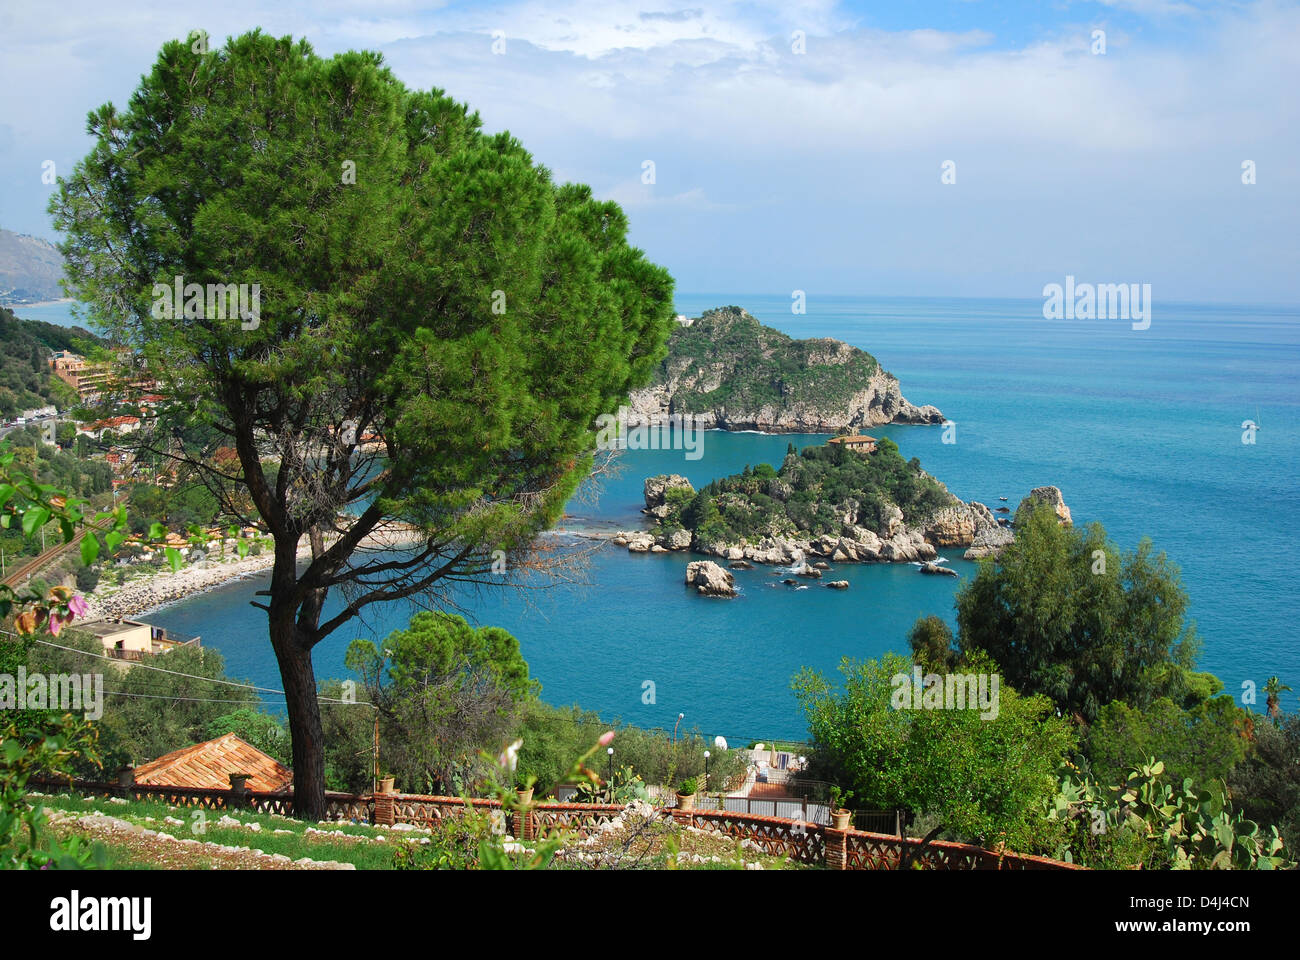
top-left (15, 295), bottom-right (1299, 743)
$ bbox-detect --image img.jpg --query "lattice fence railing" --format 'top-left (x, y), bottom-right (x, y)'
top-left (690, 810), bottom-right (826, 864)
top-left (29, 778), bottom-right (1081, 869)
top-left (531, 803), bottom-right (624, 839)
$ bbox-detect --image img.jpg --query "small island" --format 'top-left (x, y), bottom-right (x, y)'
top-left (627, 305), bottom-right (943, 433)
top-left (614, 438), bottom-right (1071, 567)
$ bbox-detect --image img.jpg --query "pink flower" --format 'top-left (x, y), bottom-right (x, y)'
top-left (68, 595), bottom-right (90, 619)
top-left (598, 730), bottom-right (615, 747)
top-left (48, 612), bottom-right (67, 637)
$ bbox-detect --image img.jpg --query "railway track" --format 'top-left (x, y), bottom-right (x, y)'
top-left (1, 519), bottom-right (115, 588)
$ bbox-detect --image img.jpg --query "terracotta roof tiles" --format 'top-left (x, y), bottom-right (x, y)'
top-left (132, 733), bottom-right (292, 793)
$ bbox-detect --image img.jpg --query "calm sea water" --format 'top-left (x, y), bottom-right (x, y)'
top-left (17, 295), bottom-right (1299, 742)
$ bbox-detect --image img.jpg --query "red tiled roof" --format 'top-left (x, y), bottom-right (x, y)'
top-left (85, 415), bottom-right (140, 431)
top-left (132, 733), bottom-right (292, 793)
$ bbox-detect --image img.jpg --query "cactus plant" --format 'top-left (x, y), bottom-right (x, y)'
top-left (1048, 757), bottom-right (1294, 870)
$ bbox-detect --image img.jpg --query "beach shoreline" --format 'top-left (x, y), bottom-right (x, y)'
top-left (84, 547), bottom-right (295, 621)
top-left (83, 524), bottom-right (428, 621)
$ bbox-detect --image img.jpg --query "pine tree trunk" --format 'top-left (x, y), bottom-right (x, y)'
top-left (271, 617), bottom-right (327, 821)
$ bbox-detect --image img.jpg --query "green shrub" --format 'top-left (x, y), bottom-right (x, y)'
top-left (74, 565), bottom-right (100, 593)
top-left (666, 436), bottom-right (952, 545)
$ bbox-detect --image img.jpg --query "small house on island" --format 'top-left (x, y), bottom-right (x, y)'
top-left (828, 434), bottom-right (878, 454)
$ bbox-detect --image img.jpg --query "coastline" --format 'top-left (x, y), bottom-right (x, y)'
top-left (83, 524), bottom-right (427, 621)
top-left (83, 547), bottom-right (296, 621)
top-left (11, 297), bottom-right (75, 308)
top-left (15, 295), bottom-right (74, 306)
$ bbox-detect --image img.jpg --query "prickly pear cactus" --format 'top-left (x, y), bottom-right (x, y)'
top-left (1048, 757), bottom-right (1294, 870)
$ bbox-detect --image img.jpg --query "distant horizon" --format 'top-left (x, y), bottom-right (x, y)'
top-left (8, 290), bottom-right (1300, 318)
top-left (675, 291), bottom-right (1300, 310)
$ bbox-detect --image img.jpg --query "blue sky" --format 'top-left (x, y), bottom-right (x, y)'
top-left (0, 0), bottom-right (1296, 302)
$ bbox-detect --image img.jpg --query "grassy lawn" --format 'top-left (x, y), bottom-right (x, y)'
top-left (34, 791), bottom-right (420, 870)
top-left (30, 791), bottom-right (808, 870)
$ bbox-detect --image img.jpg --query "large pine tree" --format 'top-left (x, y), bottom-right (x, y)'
top-left (51, 30), bottom-right (674, 817)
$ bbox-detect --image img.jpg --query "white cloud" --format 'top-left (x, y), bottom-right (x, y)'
top-left (0, 0), bottom-right (1295, 299)
top-left (601, 181), bottom-right (738, 211)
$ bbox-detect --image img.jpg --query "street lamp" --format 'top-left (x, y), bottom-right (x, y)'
top-left (704, 750), bottom-right (711, 793)
top-left (606, 746), bottom-right (614, 800)
top-left (672, 712), bottom-right (684, 746)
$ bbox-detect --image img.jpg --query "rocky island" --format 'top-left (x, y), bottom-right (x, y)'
top-left (613, 439), bottom-right (1071, 570)
top-left (627, 305), bottom-right (943, 432)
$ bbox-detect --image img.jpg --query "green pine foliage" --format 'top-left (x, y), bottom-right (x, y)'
top-left (49, 29), bottom-right (676, 814)
top-left (344, 612), bottom-right (537, 794)
top-left (956, 504), bottom-right (1201, 724)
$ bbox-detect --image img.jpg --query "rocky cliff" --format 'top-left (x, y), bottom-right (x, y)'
top-left (627, 306), bottom-right (942, 432)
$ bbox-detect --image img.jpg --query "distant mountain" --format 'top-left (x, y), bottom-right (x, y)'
top-left (627, 305), bottom-right (944, 433)
top-left (0, 229), bottom-right (66, 304)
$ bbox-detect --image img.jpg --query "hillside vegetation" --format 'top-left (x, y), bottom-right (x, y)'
top-left (669, 306), bottom-right (879, 413)
top-left (0, 306), bottom-right (96, 417)
top-left (629, 306), bottom-right (943, 431)
top-left (664, 438), bottom-right (953, 546)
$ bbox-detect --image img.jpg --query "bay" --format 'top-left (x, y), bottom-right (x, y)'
top-left (101, 295), bottom-right (1300, 741)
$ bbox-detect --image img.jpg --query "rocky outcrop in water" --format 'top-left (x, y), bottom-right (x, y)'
top-left (961, 488), bottom-right (1073, 559)
top-left (685, 560), bottom-right (737, 597)
top-left (614, 484), bottom-right (1071, 568)
top-left (643, 474), bottom-right (694, 519)
top-left (963, 523), bottom-right (1016, 560)
top-left (612, 437), bottom-right (1071, 571)
top-left (1016, 486), bottom-right (1073, 526)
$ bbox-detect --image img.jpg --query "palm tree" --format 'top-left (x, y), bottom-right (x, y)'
top-left (1264, 676), bottom-right (1293, 720)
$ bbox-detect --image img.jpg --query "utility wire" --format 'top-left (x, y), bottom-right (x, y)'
top-left (99, 690), bottom-right (374, 707)
top-left (101, 690), bottom-right (287, 706)
top-left (14, 633), bottom-right (283, 695)
top-left (6, 630), bottom-right (367, 706)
